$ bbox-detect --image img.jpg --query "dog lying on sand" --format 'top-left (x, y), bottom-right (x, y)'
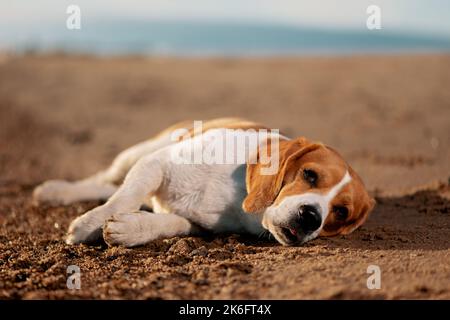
top-left (33, 118), bottom-right (375, 247)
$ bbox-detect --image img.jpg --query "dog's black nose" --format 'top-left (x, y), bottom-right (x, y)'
top-left (297, 205), bottom-right (322, 233)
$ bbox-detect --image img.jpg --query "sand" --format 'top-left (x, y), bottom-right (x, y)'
top-left (0, 53), bottom-right (449, 299)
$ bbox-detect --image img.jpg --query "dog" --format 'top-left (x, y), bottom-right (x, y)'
top-left (33, 117), bottom-right (375, 247)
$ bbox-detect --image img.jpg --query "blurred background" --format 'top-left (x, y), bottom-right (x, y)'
top-left (2, 0), bottom-right (450, 55)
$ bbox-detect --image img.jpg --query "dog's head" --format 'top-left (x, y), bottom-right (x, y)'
top-left (243, 137), bottom-right (375, 245)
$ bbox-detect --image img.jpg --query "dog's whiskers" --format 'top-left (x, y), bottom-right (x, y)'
top-left (257, 230), bottom-right (271, 240)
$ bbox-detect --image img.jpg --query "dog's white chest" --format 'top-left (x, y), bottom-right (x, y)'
top-left (151, 163), bottom-right (247, 229)
top-left (146, 129), bottom-right (267, 235)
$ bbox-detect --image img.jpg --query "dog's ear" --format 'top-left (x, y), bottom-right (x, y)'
top-left (340, 196), bottom-right (375, 235)
top-left (339, 167), bottom-right (376, 235)
top-left (242, 137), bottom-right (320, 213)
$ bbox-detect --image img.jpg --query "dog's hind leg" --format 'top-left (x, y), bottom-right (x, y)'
top-left (32, 131), bottom-right (176, 206)
top-left (32, 179), bottom-right (118, 206)
top-left (66, 154), bottom-right (166, 244)
top-left (103, 211), bottom-right (199, 247)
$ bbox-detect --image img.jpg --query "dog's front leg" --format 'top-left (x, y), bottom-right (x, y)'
top-left (66, 156), bottom-right (165, 244)
top-left (103, 211), bottom-right (198, 247)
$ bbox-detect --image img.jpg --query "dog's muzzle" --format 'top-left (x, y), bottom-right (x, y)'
top-left (281, 204), bottom-right (322, 243)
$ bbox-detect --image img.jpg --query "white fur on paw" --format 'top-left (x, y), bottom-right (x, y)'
top-left (103, 212), bottom-right (156, 247)
top-left (33, 180), bottom-right (74, 206)
top-left (66, 209), bottom-right (106, 244)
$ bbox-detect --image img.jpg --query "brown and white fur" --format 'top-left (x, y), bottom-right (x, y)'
top-left (33, 118), bottom-right (375, 247)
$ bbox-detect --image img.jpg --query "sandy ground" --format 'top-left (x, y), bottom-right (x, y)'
top-left (0, 54), bottom-right (449, 299)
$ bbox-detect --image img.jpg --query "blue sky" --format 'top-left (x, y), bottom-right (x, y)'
top-left (1, 0), bottom-right (450, 37)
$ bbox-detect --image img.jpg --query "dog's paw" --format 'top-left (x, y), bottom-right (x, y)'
top-left (33, 180), bottom-right (74, 206)
top-left (66, 209), bottom-right (106, 244)
top-left (103, 212), bottom-right (156, 247)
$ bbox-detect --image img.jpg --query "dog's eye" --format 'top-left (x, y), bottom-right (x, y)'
top-left (303, 169), bottom-right (318, 187)
top-left (333, 206), bottom-right (348, 220)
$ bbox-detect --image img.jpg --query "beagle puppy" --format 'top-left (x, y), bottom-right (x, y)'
top-left (33, 118), bottom-right (375, 247)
